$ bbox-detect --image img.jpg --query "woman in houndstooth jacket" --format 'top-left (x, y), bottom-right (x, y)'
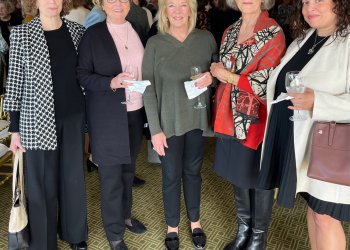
top-left (4, 0), bottom-right (88, 249)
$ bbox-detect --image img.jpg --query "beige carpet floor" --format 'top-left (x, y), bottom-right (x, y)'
top-left (0, 139), bottom-right (349, 249)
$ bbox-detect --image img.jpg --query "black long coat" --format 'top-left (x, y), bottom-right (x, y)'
top-left (77, 20), bottom-right (147, 166)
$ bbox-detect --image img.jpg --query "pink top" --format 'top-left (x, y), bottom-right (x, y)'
top-left (107, 21), bottom-right (144, 112)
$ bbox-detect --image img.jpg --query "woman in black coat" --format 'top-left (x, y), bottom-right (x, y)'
top-left (77, 0), bottom-right (147, 248)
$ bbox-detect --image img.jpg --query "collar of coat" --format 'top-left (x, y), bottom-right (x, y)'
top-left (25, 16), bottom-right (85, 90)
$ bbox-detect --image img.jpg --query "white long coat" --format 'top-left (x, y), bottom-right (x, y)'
top-left (264, 28), bottom-right (350, 205)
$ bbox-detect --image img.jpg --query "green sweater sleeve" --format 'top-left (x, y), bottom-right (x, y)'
top-left (142, 39), bottom-right (163, 136)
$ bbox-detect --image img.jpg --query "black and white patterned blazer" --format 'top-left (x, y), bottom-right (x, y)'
top-left (4, 17), bottom-right (85, 150)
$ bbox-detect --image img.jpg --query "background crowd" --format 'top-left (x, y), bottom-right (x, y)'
top-left (2, 0), bottom-right (350, 250)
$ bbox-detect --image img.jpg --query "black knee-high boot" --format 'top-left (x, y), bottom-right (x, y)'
top-left (224, 187), bottom-right (252, 250)
top-left (246, 189), bottom-right (274, 250)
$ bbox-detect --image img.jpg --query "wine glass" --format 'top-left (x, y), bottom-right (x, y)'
top-left (285, 71), bottom-right (307, 121)
top-left (121, 65), bottom-right (138, 105)
top-left (191, 66), bottom-right (206, 109)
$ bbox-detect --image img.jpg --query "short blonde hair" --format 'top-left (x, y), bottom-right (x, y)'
top-left (228, 0), bottom-right (275, 11)
top-left (157, 0), bottom-right (197, 34)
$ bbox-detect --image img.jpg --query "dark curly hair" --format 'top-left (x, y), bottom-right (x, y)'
top-left (291, 0), bottom-right (350, 40)
top-left (23, 0), bottom-right (73, 17)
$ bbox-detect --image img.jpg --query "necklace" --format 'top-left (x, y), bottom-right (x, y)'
top-left (307, 33), bottom-right (328, 54)
top-left (110, 22), bottom-right (129, 50)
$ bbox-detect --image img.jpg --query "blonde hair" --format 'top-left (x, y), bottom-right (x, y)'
top-left (157, 0), bottom-right (197, 34)
top-left (228, 0), bottom-right (275, 11)
top-left (92, 0), bottom-right (102, 7)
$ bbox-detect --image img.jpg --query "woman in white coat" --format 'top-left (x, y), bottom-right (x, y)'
top-left (258, 0), bottom-right (350, 249)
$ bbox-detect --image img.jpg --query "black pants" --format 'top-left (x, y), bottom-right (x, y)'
top-left (98, 108), bottom-right (144, 241)
top-left (160, 129), bottom-right (205, 227)
top-left (25, 113), bottom-right (87, 250)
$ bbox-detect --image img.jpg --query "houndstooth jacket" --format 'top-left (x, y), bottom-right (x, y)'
top-left (4, 17), bottom-right (85, 150)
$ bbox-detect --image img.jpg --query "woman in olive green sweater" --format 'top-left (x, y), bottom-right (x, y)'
top-left (142, 0), bottom-right (216, 249)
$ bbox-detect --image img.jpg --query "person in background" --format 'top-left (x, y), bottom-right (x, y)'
top-left (138, 0), bottom-right (153, 27)
top-left (142, 0), bottom-right (217, 248)
top-left (0, 27), bottom-right (7, 93)
top-left (259, 0), bottom-right (350, 249)
top-left (65, 0), bottom-right (90, 25)
top-left (196, 0), bottom-right (210, 30)
top-left (4, 0), bottom-right (88, 249)
top-left (77, 0), bottom-right (148, 248)
top-left (0, 0), bottom-right (22, 72)
top-left (210, 0), bottom-right (285, 249)
top-left (83, 4), bottom-right (105, 28)
top-left (209, 0), bottom-right (240, 48)
top-left (0, 0), bottom-right (22, 43)
top-left (146, 0), bottom-right (157, 17)
top-left (275, 0), bottom-right (293, 45)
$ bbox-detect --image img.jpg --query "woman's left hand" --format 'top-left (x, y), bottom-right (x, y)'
top-left (288, 88), bottom-right (315, 111)
top-left (195, 72), bottom-right (213, 88)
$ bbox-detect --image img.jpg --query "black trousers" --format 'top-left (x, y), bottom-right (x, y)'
top-left (160, 129), bottom-right (205, 227)
top-left (98, 108), bottom-right (144, 241)
top-left (25, 113), bottom-right (87, 250)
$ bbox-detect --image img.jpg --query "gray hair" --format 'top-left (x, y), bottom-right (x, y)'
top-left (227, 0), bottom-right (275, 11)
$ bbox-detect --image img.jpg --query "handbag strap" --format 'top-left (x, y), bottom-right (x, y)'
top-left (12, 151), bottom-right (24, 204)
top-left (328, 122), bottom-right (336, 146)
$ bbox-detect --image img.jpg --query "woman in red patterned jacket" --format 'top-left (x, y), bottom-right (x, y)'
top-left (210, 0), bottom-right (285, 249)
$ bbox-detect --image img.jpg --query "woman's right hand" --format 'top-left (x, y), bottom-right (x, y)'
top-left (110, 72), bottom-right (135, 90)
top-left (151, 132), bottom-right (168, 156)
top-left (210, 62), bottom-right (238, 85)
top-left (10, 132), bottom-right (26, 154)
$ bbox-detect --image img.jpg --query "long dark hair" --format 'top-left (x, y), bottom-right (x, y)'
top-left (291, 0), bottom-right (350, 40)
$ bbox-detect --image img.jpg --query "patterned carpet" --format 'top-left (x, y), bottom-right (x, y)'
top-left (0, 138), bottom-right (349, 250)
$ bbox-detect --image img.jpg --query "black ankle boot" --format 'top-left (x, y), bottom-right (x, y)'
top-left (224, 187), bottom-right (252, 250)
top-left (246, 189), bottom-right (274, 250)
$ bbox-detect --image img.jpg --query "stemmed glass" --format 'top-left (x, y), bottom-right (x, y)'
top-left (285, 71), bottom-right (307, 121)
top-left (191, 66), bottom-right (206, 109)
top-left (121, 65), bottom-right (138, 105)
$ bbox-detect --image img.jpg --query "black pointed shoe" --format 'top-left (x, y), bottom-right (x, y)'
top-left (70, 241), bottom-right (87, 250)
top-left (109, 240), bottom-right (128, 250)
top-left (132, 176), bottom-right (146, 187)
top-left (125, 218), bottom-right (147, 234)
top-left (165, 232), bottom-right (179, 250)
top-left (191, 228), bottom-right (206, 250)
top-left (86, 158), bottom-right (98, 172)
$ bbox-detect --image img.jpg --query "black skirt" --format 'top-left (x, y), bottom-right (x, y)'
top-left (258, 100), bottom-right (350, 221)
top-left (213, 137), bottom-right (261, 189)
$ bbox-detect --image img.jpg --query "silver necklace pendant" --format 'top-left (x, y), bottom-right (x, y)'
top-left (308, 46), bottom-right (315, 54)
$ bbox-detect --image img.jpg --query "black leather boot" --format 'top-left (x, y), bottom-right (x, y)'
top-left (224, 187), bottom-right (252, 250)
top-left (246, 189), bottom-right (274, 250)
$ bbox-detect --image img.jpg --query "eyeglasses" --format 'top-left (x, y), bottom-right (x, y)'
top-left (106, 0), bottom-right (129, 3)
top-left (302, 0), bottom-right (323, 5)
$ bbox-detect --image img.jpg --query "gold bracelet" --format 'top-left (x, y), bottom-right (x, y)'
top-left (227, 72), bottom-right (235, 84)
